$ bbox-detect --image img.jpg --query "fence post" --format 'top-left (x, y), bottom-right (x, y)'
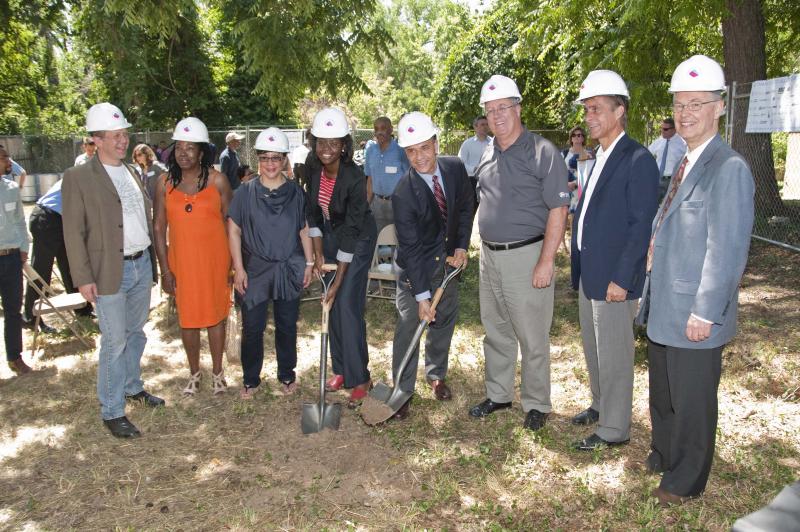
top-left (727, 81), bottom-right (737, 146)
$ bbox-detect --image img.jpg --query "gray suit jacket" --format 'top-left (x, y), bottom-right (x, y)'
top-left (638, 134), bottom-right (754, 349)
top-left (62, 157), bottom-right (157, 295)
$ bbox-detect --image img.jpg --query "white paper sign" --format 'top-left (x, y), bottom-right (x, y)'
top-left (745, 74), bottom-right (800, 133)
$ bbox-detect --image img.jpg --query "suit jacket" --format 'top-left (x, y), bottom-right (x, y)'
top-left (571, 133), bottom-right (659, 300)
top-left (638, 134), bottom-right (754, 348)
top-left (392, 156), bottom-right (474, 295)
top-left (62, 157), bottom-right (158, 295)
top-left (307, 161), bottom-right (377, 253)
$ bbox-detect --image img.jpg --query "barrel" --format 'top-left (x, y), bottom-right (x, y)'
top-left (19, 173), bottom-right (62, 202)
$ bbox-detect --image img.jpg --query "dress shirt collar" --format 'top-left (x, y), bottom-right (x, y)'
top-left (595, 130), bottom-right (626, 161)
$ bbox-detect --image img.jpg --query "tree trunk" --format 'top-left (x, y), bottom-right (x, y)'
top-left (722, 0), bottom-right (784, 215)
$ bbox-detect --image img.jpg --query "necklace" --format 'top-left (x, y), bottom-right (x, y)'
top-left (182, 175), bottom-right (202, 213)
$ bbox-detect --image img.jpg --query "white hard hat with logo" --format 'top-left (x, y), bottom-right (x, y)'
top-left (85, 102), bottom-right (132, 132)
top-left (479, 75), bottom-right (523, 107)
top-left (172, 117), bottom-right (210, 143)
top-left (575, 70), bottom-right (629, 103)
top-left (397, 112), bottom-right (440, 148)
top-left (669, 55), bottom-right (726, 93)
top-left (311, 108), bottom-right (351, 138)
top-left (254, 127), bottom-right (290, 153)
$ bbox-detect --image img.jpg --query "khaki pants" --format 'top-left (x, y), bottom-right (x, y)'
top-left (479, 241), bottom-right (553, 413)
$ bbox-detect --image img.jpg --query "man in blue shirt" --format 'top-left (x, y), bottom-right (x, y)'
top-left (219, 131), bottom-right (245, 191)
top-left (364, 117), bottom-right (409, 235)
top-left (0, 146), bottom-right (32, 375)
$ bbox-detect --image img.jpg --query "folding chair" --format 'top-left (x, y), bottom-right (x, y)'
top-left (367, 224), bottom-right (399, 300)
top-left (22, 263), bottom-right (92, 352)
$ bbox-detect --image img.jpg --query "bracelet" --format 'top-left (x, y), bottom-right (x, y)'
top-left (306, 261), bottom-right (314, 266)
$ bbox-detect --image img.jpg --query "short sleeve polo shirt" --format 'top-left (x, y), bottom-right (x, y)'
top-left (476, 128), bottom-right (570, 243)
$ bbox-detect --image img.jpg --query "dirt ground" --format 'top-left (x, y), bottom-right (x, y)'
top-left (0, 235), bottom-right (798, 530)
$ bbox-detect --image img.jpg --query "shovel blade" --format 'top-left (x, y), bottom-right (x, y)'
top-left (360, 387), bottom-right (414, 425)
top-left (301, 402), bottom-right (342, 434)
top-left (368, 382), bottom-right (394, 402)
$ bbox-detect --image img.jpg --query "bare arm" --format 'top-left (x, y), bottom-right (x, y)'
top-left (153, 175), bottom-right (175, 294)
top-left (213, 170), bottom-right (233, 217)
top-left (366, 175), bottom-right (373, 203)
top-left (532, 205), bottom-right (567, 288)
top-left (300, 223), bottom-right (313, 288)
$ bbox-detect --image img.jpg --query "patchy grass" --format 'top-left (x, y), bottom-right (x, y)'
top-left (0, 238), bottom-right (798, 530)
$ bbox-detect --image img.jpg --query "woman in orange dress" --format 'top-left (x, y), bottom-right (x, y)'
top-left (153, 117), bottom-right (232, 396)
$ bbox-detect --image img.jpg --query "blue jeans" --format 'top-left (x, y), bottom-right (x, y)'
top-left (94, 253), bottom-right (152, 420)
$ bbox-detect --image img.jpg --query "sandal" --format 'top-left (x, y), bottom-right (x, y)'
top-left (240, 385), bottom-right (258, 400)
top-left (280, 379), bottom-right (298, 396)
top-left (182, 371), bottom-right (202, 396)
top-left (212, 370), bottom-right (227, 396)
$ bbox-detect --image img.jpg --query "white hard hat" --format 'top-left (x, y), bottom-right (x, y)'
top-left (253, 127), bottom-right (289, 153)
top-left (172, 117), bottom-right (210, 143)
top-left (397, 112), bottom-right (440, 148)
top-left (575, 70), bottom-right (629, 103)
top-left (669, 55), bottom-right (726, 93)
top-left (479, 75), bottom-right (523, 107)
top-left (225, 131), bottom-right (244, 143)
top-left (311, 108), bottom-right (351, 138)
top-left (85, 102), bottom-right (132, 132)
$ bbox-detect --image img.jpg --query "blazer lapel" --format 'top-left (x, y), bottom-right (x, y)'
top-left (590, 134), bottom-right (629, 198)
top-left (410, 169), bottom-right (443, 230)
top-left (90, 156), bottom-right (121, 200)
top-left (661, 135), bottom-right (723, 222)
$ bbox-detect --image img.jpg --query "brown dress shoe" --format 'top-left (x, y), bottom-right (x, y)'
top-left (429, 380), bottom-right (452, 401)
top-left (651, 487), bottom-right (692, 508)
top-left (390, 399), bottom-right (411, 421)
top-left (8, 358), bottom-right (32, 375)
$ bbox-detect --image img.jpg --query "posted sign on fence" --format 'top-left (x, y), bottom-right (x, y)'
top-left (745, 74), bottom-right (800, 133)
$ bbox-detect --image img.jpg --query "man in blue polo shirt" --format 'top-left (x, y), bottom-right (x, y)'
top-left (364, 116), bottom-right (409, 235)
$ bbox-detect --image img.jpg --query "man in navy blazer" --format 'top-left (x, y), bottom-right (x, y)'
top-left (637, 55), bottom-right (754, 507)
top-left (389, 112), bottom-right (474, 419)
top-left (570, 70), bottom-right (659, 450)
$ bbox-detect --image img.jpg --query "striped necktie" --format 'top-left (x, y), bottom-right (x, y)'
top-left (432, 175), bottom-right (447, 223)
top-left (647, 156), bottom-right (689, 272)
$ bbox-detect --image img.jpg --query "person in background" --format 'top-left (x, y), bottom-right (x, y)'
top-left (0, 146), bottom-right (32, 375)
top-left (0, 144), bottom-right (27, 188)
top-left (220, 131), bottom-right (245, 192)
top-left (457, 115), bottom-right (492, 209)
top-left (153, 117), bottom-right (232, 398)
top-left (132, 143), bottom-right (167, 202)
top-left (227, 128), bottom-right (314, 399)
top-left (307, 107), bottom-right (377, 406)
top-left (649, 117), bottom-right (687, 202)
top-left (74, 137), bottom-right (97, 166)
top-left (364, 116), bottom-right (409, 235)
top-left (62, 102), bottom-right (164, 439)
top-left (561, 126), bottom-right (594, 214)
top-left (237, 164), bottom-right (254, 184)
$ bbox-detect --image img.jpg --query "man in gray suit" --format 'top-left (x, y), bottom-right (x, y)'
top-left (637, 55), bottom-right (755, 507)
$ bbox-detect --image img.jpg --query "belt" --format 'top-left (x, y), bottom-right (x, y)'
top-left (482, 234), bottom-right (544, 251)
top-left (36, 205), bottom-right (60, 217)
top-left (374, 194), bottom-right (392, 200)
top-left (124, 250), bottom-right (145, 261)
top-left (0, 248), bottom-right (20, 257)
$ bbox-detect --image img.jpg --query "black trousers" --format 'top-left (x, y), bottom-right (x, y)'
top-left (0, 251), bottom-right (23, 361)
top-left (647, 339), bottom-right (723, 497)
top-left (24, 206), bottom-right (81, 319)
top-left (240, 297), bottom-right (300, 388)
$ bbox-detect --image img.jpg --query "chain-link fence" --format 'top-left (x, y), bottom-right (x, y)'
top-left (728, 81), bottom-right (800, 252)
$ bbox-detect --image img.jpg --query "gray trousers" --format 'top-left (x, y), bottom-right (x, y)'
top-left (577, 280), bottom-right (637, 441)
top-left (370, 196), bottom-right (394, 236)
top-left (479, 241), bottom-right (553, 413)
top-left (393, 264), bottom-right (459, 393)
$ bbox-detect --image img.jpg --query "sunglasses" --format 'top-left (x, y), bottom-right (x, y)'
top-left (571, 132), bottom-right (584, 137)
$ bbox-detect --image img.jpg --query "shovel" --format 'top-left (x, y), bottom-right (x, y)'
top-left (361, 261), bottom-right (463, 425)
top-left (302, 264), bottom-right (343, 434)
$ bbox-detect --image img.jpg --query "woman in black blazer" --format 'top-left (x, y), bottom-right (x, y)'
top-left (307, 108), bottom-right (377, 405)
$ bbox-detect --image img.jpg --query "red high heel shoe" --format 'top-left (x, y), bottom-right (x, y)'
top-left (348, 380), bottom-right (372, 407)
top-left (325, 374), bottom-right (344, 392)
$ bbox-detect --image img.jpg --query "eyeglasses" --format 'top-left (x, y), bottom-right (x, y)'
top-left (258, 155), bottom-right (285, 163)
top-left (571, 132), bottom-right (584, 138)
top-left (485, 102), bottom-right (519, 118)
top-left (671, 100), bottom-right (720, 113)
top-left (661, 126), bottom-right (674, 131)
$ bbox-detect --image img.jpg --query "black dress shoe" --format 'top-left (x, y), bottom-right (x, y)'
top-left (523, 409), bottom-right (549, 431)
top-left (104, 416), bottom-right (142, 438)
top-left (469, 398), bottom-right (512, 418)
top-left (572, 433), bottom-right (629, 451)
top-left (571, 407), bottom-right (600, 425)
top-left (126, 390), bottom-right (166, 407)
top-left (22, 318), bottom-right (57, 334)
top-left (390, 399), bottom-right (411, 421)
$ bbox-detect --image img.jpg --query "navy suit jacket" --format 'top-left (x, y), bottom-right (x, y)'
top-left (392, 156), bottom-right (474, 296)
top-left (570, 133), bottom-right (659, 300)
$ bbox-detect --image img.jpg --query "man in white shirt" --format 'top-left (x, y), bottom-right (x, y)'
top-left (649, 118), bottom-right (687, 201)
top-left (74, 137), bottom-right (97, 166)
top-left (458, 115), bottom-right (491, 207)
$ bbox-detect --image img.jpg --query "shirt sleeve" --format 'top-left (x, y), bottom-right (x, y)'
top-left (11, 160), bottom-right (24, 175)
top-left (14, 191), bottom-right (29, 250)
top-left (399, 147), bottom-right (410, 175)
top-left (227, 185), bottom-right (245, 226)
top-left (363, 145), bottom-right (373, 177)
top-left (539, 141), bottom-right (571, 209)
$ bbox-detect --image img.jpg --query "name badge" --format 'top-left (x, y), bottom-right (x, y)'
top-left (5, 202), bottom-right (15, 212)
top-left (147, 171), bottom-right (155, 177)
top-left (385, 166), bottom-right (398, 174)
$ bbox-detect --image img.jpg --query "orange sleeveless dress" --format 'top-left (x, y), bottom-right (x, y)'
top-left (166, 183), bottom-right (231, 328)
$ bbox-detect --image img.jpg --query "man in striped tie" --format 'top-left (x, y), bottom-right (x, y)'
top-left (648, 118), bottom-right (687, 201)
top-left (388, 112), bottom-right (474, 420)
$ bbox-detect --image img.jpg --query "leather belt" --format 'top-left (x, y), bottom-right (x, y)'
top-left (0, 248), bottom-right (20, 257)
top-left (374, 194), bottom-right (392, 200)
top-left (124, 250), bottom-right (145, 261)
top-left (482, 234), bottom-right (544, 251)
